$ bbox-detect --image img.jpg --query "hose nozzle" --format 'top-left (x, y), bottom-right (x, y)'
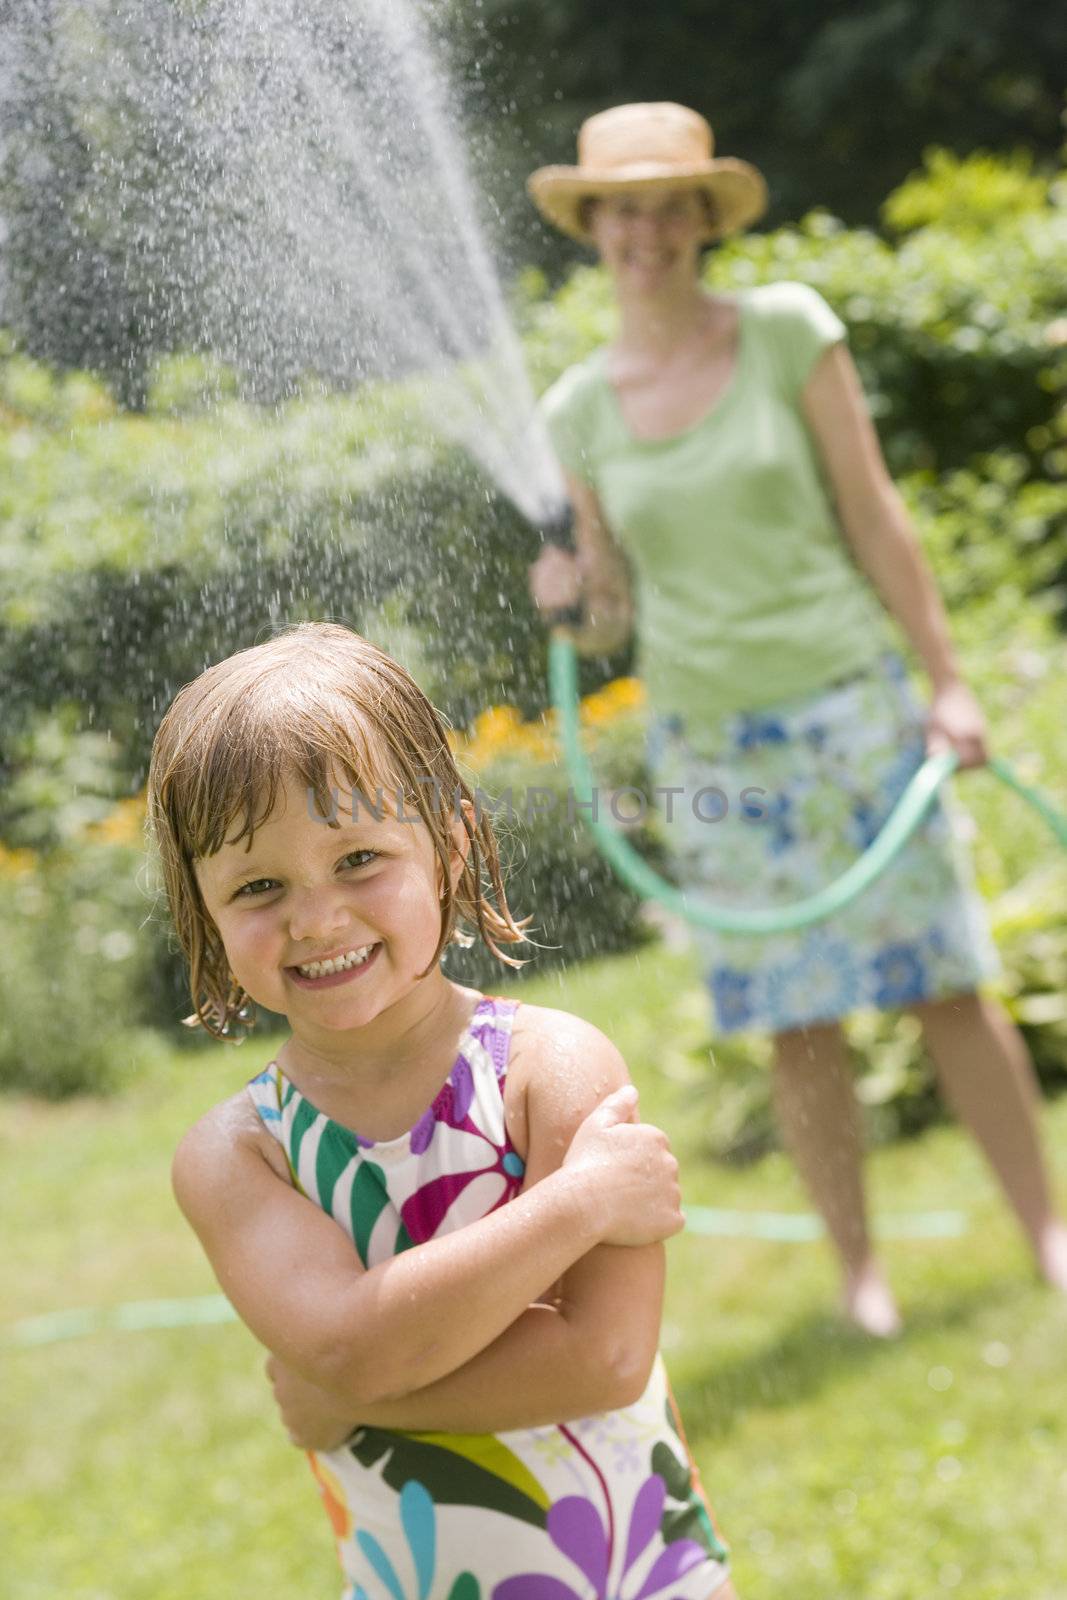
top-left (537, 501), bottom-right (575, 552)
top-left (534, 501), bottom-right (581, 628)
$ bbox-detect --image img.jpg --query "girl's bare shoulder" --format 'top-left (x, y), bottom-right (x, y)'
top-left (504, 1002), bottom-right (630, 1165)
top-left (509, 1002), bottom-right (625, 1075)
top-left (172, 1086), bottom-right (292, 1230)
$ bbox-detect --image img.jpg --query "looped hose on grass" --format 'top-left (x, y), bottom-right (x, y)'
top-left (549, 631), bottom-right (1067, 936)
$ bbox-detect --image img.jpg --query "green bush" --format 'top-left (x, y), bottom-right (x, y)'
top-left (0, 839), bottom-right (172, 1097)
top-left (882, 147), bottom-right (1054, 235)
top-left (5, 148), bottom-right (1065, 798)
top-left (3, 148), bottom-right (1067, 1102)
top-left (445, 686), bottom-right (659, 984)
top-left (0, 361), bottom-right (566, 798)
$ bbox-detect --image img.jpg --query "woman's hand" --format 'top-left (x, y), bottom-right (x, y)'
top-left (926, 680), bottom-right (988, 768)
top-left (528, 545), bottom-right (582, 614)
top-left (265, 1353), bottom-right (359, 1453)
top-left (563, 1085), bottom-right (684, 1247)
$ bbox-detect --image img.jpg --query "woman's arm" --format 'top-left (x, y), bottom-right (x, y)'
top-left (174, 1062), bottom-right (678, 1415)
top-left (802, 344), bottom-right (987, 765)
top-left (266, 1010), bottom-right (673, 1446)
top-left (529, 470), bottom-right (634, 655)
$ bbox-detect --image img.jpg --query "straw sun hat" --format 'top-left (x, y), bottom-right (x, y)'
top-left (527, 102), bottom-right (767, 245)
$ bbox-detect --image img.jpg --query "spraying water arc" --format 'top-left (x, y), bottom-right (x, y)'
top-left (3, 0), bottom-right (1061, 928)
top-left (0, 0), bottom-right (568, 522)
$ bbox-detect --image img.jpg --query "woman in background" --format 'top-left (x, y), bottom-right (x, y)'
top-left (528, 101), bottom-right (1067, 1334)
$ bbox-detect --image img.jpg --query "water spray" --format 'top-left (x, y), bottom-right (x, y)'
top-left (536, 501), bottom-right (575, 552)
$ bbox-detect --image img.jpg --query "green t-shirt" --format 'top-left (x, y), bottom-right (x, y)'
top-left (541, 281), bottom-right (890, 749)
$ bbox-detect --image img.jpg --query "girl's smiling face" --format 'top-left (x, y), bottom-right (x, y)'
top-left (194, 771), bottom-right (462, 1041)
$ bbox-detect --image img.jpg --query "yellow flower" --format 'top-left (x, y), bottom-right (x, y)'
top-left (605, 676), bottom-right (646, 712)
top-left (473, 705), bottom-right (524, 745)
top-left (0, 845), bottom-right (37, 879)
top-left (581, 677), bottom-right (645, 726)
top-left (457, 679), bottom-right (645, 773)
top-left (86, 795), bottom-right (147, 846)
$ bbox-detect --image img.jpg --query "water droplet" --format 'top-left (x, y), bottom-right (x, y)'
top-left (982, 1340), bottom-right (1012, 1367)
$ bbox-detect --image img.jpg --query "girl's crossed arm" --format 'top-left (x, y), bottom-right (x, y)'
top-left (269, 1007), bottom-right (673, 1444)
top-left (173, 1009), bottom-right (679, 1434)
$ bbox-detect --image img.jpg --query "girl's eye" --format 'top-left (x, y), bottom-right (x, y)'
top-left (230, 853), bottom-right (376, 898)
top-left (234, 878), bottom-right (280, 899)
top-left (343, 850), bottom-right (378, 870)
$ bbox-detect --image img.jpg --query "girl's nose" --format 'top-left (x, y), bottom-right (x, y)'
top-left (287, 885), bottom-right (351, 946)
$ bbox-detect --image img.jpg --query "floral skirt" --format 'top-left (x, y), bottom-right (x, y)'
top-left (647, 654), bottom-right (998, 1035)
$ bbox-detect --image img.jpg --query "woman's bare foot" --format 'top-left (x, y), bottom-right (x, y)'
top-left (843, 1260), bottom-right (902, 1338)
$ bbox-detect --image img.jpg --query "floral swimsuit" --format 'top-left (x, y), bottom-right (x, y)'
top-left (247, 994), bottom-right (730, 1600)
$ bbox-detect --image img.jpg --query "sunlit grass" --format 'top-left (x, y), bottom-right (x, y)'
top-left (4, 943), bottom-right (1067, 1599)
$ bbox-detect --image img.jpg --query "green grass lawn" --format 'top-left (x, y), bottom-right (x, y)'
top-left (4, 943), bottom-right (1067, 1599)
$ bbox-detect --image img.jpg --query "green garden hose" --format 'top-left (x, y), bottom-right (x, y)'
top-left (549, 631), bottom-right (1067, 936)
top-left (6, 645), bottom-right (1063, 1356)
top-left (2, 1203), bottom-right (972, 1347)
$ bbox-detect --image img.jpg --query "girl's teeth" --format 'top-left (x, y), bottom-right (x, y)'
top-left (298, 946), bottom-right (372, 979)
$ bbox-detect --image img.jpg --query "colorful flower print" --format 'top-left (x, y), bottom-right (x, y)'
top-left (733, 712), bottom-right (789, 750)
top-left (349, 1426), bottom-right (550, 1531)
top-left (709, 968), bottom-right (755, 1032)
top-left (399, 1132), bottom-right (524, 1243)
top-left (762, 791), bottom-right (796, 856)
top-left (353, 1481), bottom-right (480, 1600)
top-left (492, 1475), bottom-right (707, 1600)
top-left (409, 1054), bottom-right (476, 1153)
top-left (248, 1005), bottom-right (733, 1600)
top-left (765, 931), bottom-right (860, 1023)
top-left (645, 652), bottom-right (997, 1035)
top-left (871, 941), bottom-right (928, 1007)
top-left (309, 1453), bottom-right (352, 1542)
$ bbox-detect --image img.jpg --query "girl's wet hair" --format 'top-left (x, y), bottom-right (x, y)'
top-left (147, 622), bottom-right (527, 1039)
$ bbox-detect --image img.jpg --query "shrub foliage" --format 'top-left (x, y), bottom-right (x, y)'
top-left (2, 153), bottom-right (1066, 1104)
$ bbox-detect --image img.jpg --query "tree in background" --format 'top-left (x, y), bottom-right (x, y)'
top-left (0, 0), bottom-right (220, 405)
top-left (1, 0), bottom-right (478, 403)
top-left (448, 0), bottom-right (1067, 269)
top-left (2, 0), bottom-right (1065, 387)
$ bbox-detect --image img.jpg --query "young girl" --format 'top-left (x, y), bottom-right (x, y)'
top-left (150, 621), bottom-right (736, 1600)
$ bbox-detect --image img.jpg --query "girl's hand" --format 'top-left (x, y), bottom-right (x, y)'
top-left (926, 680), bottom-right (988, 768)
top-left (563, 1086), bottom-right (684, 1247)
top-left (529, 546), bottom-right (582, 613)
top-left (265, 1353), bottom-right (359, 1453)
